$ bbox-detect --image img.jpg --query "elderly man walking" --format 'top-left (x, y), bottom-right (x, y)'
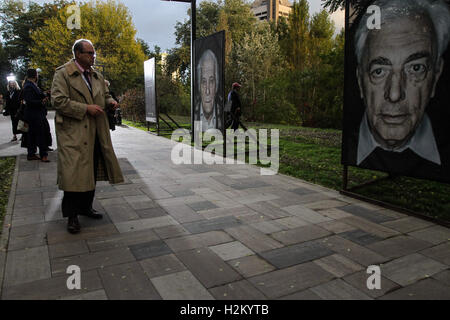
top-left (51, 39), bottom-right (124, 234)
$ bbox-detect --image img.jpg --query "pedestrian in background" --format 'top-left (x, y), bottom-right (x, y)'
top-left (229, 82), bottom-right (242, 131)
top-left (23, 68), bottom-right (50, 162)
top-left (4, 80), bottom-right (22, 142)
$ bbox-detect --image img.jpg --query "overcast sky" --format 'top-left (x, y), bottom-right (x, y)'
top-left (32, 0), bottom-right (345, 52)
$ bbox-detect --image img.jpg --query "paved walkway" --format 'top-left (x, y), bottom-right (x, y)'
top-left (0, 112), bottom-right (449, 300)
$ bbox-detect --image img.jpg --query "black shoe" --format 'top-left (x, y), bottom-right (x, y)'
top-left (67, 216), bottom-right (81, 234)
top-left (79, 208), bottom-right (103, 219)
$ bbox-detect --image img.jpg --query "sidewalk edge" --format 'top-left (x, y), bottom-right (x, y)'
top-left (0, 155), bottom-right (20, 298)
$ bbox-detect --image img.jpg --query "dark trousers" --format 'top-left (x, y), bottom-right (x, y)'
top-left (232, 114), bottom-right (240, 131)
top-left (61, 134), bottom-right (100, 218)
top-left (10, 115), bottom-right (19, 135)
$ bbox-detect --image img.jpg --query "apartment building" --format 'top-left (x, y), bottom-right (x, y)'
top-left (251, 0), bottom-right (292, 22)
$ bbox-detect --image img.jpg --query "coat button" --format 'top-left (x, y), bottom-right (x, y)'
top-left (85, 125), bottom-right (87, 128)
top-left (84, 142), bottom-right (87, 145)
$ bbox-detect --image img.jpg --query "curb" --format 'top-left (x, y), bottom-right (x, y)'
top-left (0, 155), bottom-right (20, 299)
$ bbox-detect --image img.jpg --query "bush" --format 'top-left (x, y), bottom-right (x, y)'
top-left (120, 88), bottom-right (145, 122)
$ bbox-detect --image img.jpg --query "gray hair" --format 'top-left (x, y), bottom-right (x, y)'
top-left (355, 0), bottom-right (450, 66)
top-left (7, 80), bottom-right (20, 91)
top-left (72, 39), bottom-right (94, 59)
top-left (196, 49), bottom-right (219, 92)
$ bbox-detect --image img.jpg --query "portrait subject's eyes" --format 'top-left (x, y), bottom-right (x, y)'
top-left (369, 66), bottom-right (389, 82)
top-left (406, 63), bottom-right (427, 80)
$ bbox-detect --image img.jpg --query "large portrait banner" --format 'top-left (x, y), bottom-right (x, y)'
top-left (341, 0), bottom-right (450, 183)
top-left (144, 58), bottom-right (157, 123)
top-left (194, 31), bottom-right (225, 134)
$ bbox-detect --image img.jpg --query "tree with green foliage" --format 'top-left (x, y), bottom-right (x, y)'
top-left (0, 0), bottom-right (70, 70)
top-left (30, 0), bottom-right (146, 94)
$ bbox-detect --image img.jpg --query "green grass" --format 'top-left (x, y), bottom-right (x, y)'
top-left (124, 116), bottom-right (450, 223)
top-left (0, 157), bottom-right (16, 235)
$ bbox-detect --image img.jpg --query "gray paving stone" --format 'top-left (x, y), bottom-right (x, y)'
top-left (340, 216), bottom-right (400, 239)
top-left (4, 246), bottom-right (51, 287)
top-left (186, 200), bottom-right (219, 212)
top-left (139, 254), bottom-right (186, 278)
top-left (151, 270), bottom-right (214, 300)
top-left (103, 203), bottom-right (140, 223)
top-left (225, 225), bottom-right (284, 253)
top-left (162, 204), bottom-right (205, 224)
top-left (135, 207), bottom-right (167, 219)
top-left (313, 253), bottom-right (364, 278)
top-left (228, 255), bottom-right (276, 278)
top-left (209, 241), bottom-right (254, 261)
top-left (367, 236), bottom-right (433, 259)
top-left (343, 270), bottom-right (401, 298)
top-left (259, 240), bottom-right (334, 269)
top-left (246, 202), bottom-right (290, 219)
top-left (87, 229), bottom-right (160, 252)
top-left (271, 217), bottom-right (308, 230)
top-left (99, 262), bottom-right (161, 300)
top-left (13, 193), bottom-right (43, 208)
top-left (176, 247), bottom-right (242, 288)
top-left (379, 278), bottom-right (450, 300)
top-left (51, 247), bottom-right (136, 276)
top-left (183, 216), bottom-right (241, 234)
top-left (46, 224), bottom-right (118, 245)
top-left (318, 220), bottom-right (356, 234)
top-left (340, 205), bottom-right (396, 223)
top-left (165, 231), bottom-right (234, 252)
top-left (310, 279), bottom-right (372, 300)
top-left (431, 270), bottom-right (450, 286)
top-left (49, 240), bottom-right (89, 259)
top-left (141, 185), bottom-right (173, 200)
top-left (248, 262), bottom-right (335, 299)
top-left (279, 289), bottom-right (322, 300)
top-left (60, 289), bottom-right (108, 300)
top-left (209, 280), bottom-right (267, 300)
top-left (2, 270), bottom-right (103, 300)
top-left (249, 220), bottom-right (284, 234)
top-left (339, 229), bottom-right (384, 246)
top-left (381, 253), bottom-right (447, 286)
top-left (304, 199), bottom-right (349, 211)
top-left (319, 235), bottom-right (388, 266)
top-left (281, 205), bottom-right (331, 224)
top-left (317, 208), bottom-right (353, 219)
top-left (408, 226), bottom-right (450, 245)
top-left (7, 232), bottom-right (47, 251)
top-left (129, 240), bottom-right (172, 260)
top-left (11, 212), bottom-right (45, 227)
top-left (10, 206), bottom-right (45, 218)
top-left (289, 187), bottom-right (317, 196)
top-left (153, 224), bottom-right (190, 239)
top-left (114, 215), bottom-right (178, 233)
top-left (268, 192), bottom-right (330, 207)
top-left (229, 179), bottom-right (270, 190)
top-left (381, 217), bottom-right (434, 234)
top-left (421, 242), bottom-right (450, 266)
top-left (271, 225), bottom-right (331, 246)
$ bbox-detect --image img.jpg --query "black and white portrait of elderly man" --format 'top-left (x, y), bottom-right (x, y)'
top-left (346, 0), bottom-right (450, 181)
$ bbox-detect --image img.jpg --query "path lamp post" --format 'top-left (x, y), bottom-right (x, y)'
top-left (162, 0), bottom-right (196, 138)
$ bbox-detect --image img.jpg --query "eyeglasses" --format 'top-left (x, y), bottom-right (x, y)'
top-left (81, 51), bottom-right (96, 56)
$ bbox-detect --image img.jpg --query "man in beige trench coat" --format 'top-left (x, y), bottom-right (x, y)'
top-left (51, 39), bottom-right (124, 234)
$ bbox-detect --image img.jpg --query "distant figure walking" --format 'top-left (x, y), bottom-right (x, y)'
top-left (4, 80), bottom-right (22, 142)
top-left (228, 82), bottom-right (242, 131)
top-left (23, 69), bottom-right (50, 162)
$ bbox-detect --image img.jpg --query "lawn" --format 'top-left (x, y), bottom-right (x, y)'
top-left (0, 157), bottom-right (16, 235)
top-left (123, 117), bottom-right (450, 223)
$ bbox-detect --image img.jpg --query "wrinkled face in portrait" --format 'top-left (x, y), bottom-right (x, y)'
top-left (8, 81), bottom-right (15, 89)
top-left (357, 14), bottom-right (443, 149)
top-left (76, 42), bottom-right (96, 69)
top-left (200, 55), bottom-right (217, 118)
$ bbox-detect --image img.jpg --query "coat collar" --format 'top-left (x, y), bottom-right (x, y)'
top-left (65, 60), bottom-right (102, 104)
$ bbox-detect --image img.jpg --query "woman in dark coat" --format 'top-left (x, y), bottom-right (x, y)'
top-left (23, 69), bottom-right (50, 162)
top-left (4, 80), bottom-right (22, 141)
